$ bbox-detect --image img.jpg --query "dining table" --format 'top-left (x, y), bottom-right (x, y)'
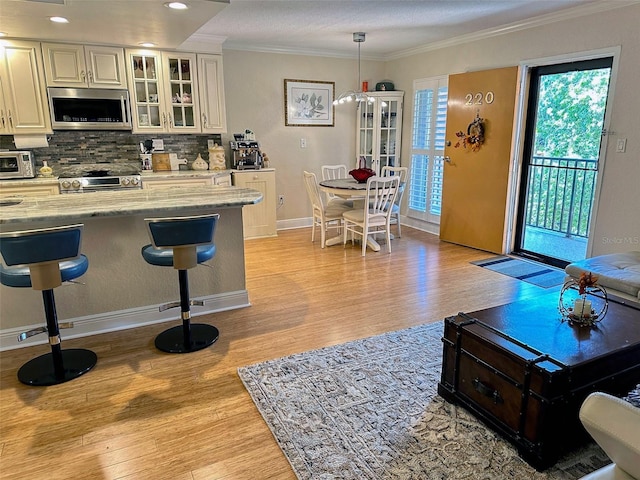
top-left (318, 177), bottom-right (403, 251)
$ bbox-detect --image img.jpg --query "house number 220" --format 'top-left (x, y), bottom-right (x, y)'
top-left (465, 92), bottom-right (495, 105)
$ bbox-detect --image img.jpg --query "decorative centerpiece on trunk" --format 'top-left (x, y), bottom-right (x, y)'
top-left (559, 271), bottom-right (608, 326)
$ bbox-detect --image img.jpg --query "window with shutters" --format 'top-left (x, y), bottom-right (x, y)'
top-left (408, 77), bottom-right (448, 225)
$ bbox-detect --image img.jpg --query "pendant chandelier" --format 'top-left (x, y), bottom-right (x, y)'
top-left (333, 32), bottom-right (376, 106)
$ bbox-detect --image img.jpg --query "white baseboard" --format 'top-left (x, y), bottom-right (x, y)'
top-left (278, 216), bottom-right (440, 237)
top-left (277, 217), bottom-right (312, 231)
top-left (401, 216), bottom-right (440, 236)
top-left (0, 290), bottom-right (250, 352)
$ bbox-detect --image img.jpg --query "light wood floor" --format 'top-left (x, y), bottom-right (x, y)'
top-left (0, 227), bottom-right (547, 480)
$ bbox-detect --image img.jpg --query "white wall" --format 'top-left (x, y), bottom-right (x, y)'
top-left (221, 3), bottom-right (640, 255)
top-left (220, 50), bottom-right (385, 227)
top-left (385, 3), bottom-right (640, 256)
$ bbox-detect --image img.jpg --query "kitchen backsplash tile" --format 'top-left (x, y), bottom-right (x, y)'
top-left (0, 132), bottom-right (222, 169)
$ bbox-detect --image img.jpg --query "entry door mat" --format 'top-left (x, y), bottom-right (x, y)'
top-left (472, 256), bottom-right (566, 288)
top-left (238, 323), bottom-right (609, 479)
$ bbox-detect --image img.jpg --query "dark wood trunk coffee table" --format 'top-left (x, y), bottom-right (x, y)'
top-left (438, 291), bottom-right (640, 470)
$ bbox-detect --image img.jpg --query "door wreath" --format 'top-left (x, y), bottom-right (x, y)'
top-left (454, 112), bottom-right (485, 152)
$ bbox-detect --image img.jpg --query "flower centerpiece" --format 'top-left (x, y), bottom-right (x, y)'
top-left (577, 271), bottom-right (598, 295)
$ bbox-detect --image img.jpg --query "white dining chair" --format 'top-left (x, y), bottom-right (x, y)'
top-left (321, 164), bottom-right (354, 208)
top-left (303, 171), bottom-right (352, 248)
top-left (382, 166), bottom-right (408, 237)
top-left (343, 175), bottom-right (400, 256)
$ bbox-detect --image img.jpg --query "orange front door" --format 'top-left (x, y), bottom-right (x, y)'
top-left (440, 66), bottom-right (519, 253)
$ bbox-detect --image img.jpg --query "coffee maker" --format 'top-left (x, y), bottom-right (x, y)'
top-left (230, 132), bottom-right (263, 170)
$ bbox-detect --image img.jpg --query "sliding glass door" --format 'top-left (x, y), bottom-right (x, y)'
top-left (514, 58), bottom-right (613, 267)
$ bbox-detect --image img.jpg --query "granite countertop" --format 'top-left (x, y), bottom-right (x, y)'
top-left (231, 168), bottom-right (276, 173)
top-left (141, 169), bottom-right (232, 180)
top-left (0, 185), bottom-right (262, 225)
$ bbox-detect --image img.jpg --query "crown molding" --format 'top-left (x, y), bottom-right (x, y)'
top-left (180, 32), bottom-right (227, 53)
top-left (221, 42), bottom-right (387, 61)
top-left (212, 0), bottom-right (638, 60)
top-left (385, 0), bottom-right (640, 61)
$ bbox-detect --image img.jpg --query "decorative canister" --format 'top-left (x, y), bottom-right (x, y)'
top-left (38, 161), bottom-right (53, 177)
top-left (208, 143), bottom-right (226, 170)
top-left (140, 154), bottom-right (153, 171)
top-left (375, 81), bottom-right (394, 91)
top-left (191, 153), bottom-right (209, 170)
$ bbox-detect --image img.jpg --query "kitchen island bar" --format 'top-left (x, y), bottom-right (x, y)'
top-left (0, 186), bottom-right (262, 350)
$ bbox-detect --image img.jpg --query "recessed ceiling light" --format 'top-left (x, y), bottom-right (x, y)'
top-left (165, 2), bottom-right (189, 10)
top-left (49, 16), bottom-right (69, 23)
top-left (139, 42), bottom-right (156, 48)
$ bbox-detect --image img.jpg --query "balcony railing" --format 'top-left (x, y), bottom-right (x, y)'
top-left (525, 156), bottom-right (597, 239)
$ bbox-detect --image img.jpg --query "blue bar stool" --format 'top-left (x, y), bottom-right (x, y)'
top-left (141, 213), bottom-right (220, 353)
top-left (0, 224), bottom-right (97, 386)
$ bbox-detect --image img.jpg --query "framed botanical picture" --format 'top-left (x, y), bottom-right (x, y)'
top-left (284, 79), bottom-right (335, 127)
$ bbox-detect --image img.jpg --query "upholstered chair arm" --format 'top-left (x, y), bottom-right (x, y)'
top-left (579, 392), bottom-right (640, 480)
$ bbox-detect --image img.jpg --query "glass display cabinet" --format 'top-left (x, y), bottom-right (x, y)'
top-left (355, 91), bottom-right (404, 174)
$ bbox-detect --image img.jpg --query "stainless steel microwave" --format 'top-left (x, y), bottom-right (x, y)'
top-left (47, 87), bottom-right (132, 130)
top-left (0, 151), bottom-right (35, 179)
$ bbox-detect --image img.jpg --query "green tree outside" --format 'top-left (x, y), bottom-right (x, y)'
top-left (526, 68), bottom-right (611, 238)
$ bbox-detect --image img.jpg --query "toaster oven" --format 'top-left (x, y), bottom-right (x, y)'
top-left (0, 151), bottom-right (35, 179)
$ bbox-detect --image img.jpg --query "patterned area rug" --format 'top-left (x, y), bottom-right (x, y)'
top-left (624, 384), bottom-right (640, 407)
top-left (471, 256), bottom-right (566, 288)
top-left (238, 323), bottom-right (612, 479)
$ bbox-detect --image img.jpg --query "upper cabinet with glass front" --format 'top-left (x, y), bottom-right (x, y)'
top-left (42, 43), bottom-right (127, 89)
top-left (355, 91), bottom-right (404, 174)
top-left (162, 52), bottom-right (200, 133)
top-left (125, 49), bottom-right (200, 133)
top-left (126, 49), bottom-right (163, 131)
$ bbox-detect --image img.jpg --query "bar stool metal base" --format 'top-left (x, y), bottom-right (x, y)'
top-left (17, 349), bottom-right (97, 386)
top-left (155, 324), bottom-right (219, 354)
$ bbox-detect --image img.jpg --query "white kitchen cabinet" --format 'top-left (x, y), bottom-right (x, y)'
top-left (140, 171), bottom-right (232, 190)
top-left (232, 169), bottom-right (277, 239)
top-left (0, 40), bottom-right (52, 134)
top-left (42, 43), bottom-right (127, 89)
top-left (0, 179), bottom-right (59, 197)
top-left (213, 172), bottom-right (231, 186)
top-left (126, 49), bottom-right (200, 134)
top-left (197, 54), bottom-right (227, 133)
top-left (142, 176), bottom-right (213, 190)
top-left (0, 79), bottom-right (8, 134)
top-left (355, 91), bottom-right (404, 174)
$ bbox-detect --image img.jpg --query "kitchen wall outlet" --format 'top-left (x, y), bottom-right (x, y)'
top-left (208, 139), bottom-right (216, 148)
top-left (300, 138), bottom-right (307, 148)
top-left (278, 195), bottom-right (285, 205)
top-left (152, 139), bottom-right (164, 151)
top-left (616, 138), bottom-right (627, 153)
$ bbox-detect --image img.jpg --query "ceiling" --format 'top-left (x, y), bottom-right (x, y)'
top-left (0, 0), bottom-right (636, 59)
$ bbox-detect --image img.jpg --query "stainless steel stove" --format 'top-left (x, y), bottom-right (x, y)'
top-left (58, 163), bottom-right (142, 194)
